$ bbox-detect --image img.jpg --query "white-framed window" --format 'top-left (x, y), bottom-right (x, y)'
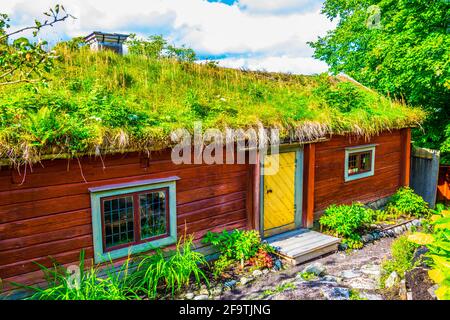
top-left (344, 145), bottom-right (376, 182)
top-left (89, 177), bottom-right (179, 263)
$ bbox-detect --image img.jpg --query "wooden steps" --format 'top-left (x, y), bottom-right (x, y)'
top-left (267, 229), bottom-right (341, 266)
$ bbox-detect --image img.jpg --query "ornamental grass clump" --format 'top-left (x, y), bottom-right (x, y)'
top-left (130, 235), bottom-right (208, 299)
top-left (15, 250), bottom-right (139, 300)
top-left (319, 203), bottom-right (374, 248)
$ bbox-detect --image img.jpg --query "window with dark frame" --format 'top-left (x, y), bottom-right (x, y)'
top-left (347, 150), bottom-right (373, 176)
top-left (101, 188), bottom-right (170, 252)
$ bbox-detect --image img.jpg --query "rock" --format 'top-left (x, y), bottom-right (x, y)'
top-left (413, 246), bottom-right (429, 265)
top-left (184, 292), bottom-right (195, 300)
top-left (338, 243), bottom-right (349, 251)
top-left (321, 275), bottom-right (339, 283)
top-left (405, 222), bottom-right (412, 230)
top-left (385, 271), bottom-right (399, 288)
top-left (321, 287), bottom-right (350, 300)
top-left (252, 269), bottom-right (263, 278)
top-left (240, 276), bottom-right (254, 286)
top-left (273, 259), bottom-right (282, 271)
top-left (360, 264), bottom-right (381, 278)
top-left (412, 219), bottom-right (421, 227)
top-left (347, 277), bottom-right (378, 290)
top-left (387, 229), bottom-right (395, 237)
top-left (407, 291), bottom-right (413, 300)
top-left (427, 284), bottom-right (438, 299)
top-left (340, 269), bottom-right (361, 279)
top-left (362, 234), bottom-right (374, 243)
top-left (262, 269), bottom-right (269, 275)
top-left (193, 295), bottom-right (209, 300)
top-left (399, 279), bottom-right (407, 300)
top-left (303, 262), bottom-right (326, 276)
top-left (360, 292), bottom-right (383, 300)
top-left (224, 280), bottom-right (237, 289)
top-left (210, 285), bottom-right (223, 296)
top-left (394, 226), bottom-right (403, 235)
top-left (379, 231), bottom-right (386, 238)
top-left (199, 288), bottom-right (209, 295)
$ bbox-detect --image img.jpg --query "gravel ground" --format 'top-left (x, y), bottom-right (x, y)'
top-left (219, 237), bottom-right (395, 300)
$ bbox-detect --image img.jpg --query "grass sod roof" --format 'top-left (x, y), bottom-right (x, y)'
top-left (0, 46), bottom-right (426, 165)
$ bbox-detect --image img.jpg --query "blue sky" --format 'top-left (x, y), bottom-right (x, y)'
top-left (2, 0), bottom-right (337, 74)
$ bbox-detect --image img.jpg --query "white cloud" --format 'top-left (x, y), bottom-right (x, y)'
top-left (238, 0), bottom-right (321, 15)
top-left (2, 0), bottom-right (335, 74)
top-left (216, 55), bottom-right (329, 75)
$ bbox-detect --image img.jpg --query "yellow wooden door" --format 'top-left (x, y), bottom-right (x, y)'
top-left (263, 152), bottom-right (296, 236)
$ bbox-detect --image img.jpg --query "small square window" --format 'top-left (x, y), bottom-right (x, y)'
top-left (90, 177), bottom-right (179, 263)
top-left (345, 146), bottom-right (376, 182)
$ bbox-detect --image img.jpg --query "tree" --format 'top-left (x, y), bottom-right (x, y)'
top-left (310, 0), bottom-right (450, 163)
top-left (126, 34), bottom-right (197, 62)
top-left (0, 4), bottom-right (74, 86)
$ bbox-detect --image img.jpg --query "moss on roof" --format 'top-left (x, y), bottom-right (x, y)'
top-left (0, 47), bottom-right (425, 164)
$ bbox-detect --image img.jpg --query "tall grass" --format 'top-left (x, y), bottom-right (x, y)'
top-left (130, 235), bottom-right (209, 298)
top-left (14, 250), bottom-right (140, 300)
top-left (0, 45), bottom-right (426, 164)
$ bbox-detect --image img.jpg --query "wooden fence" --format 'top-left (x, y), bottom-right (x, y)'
top-left (410, 147), bottom-right (440, 208)
top-left (437, 165), bottom-right (450, 204)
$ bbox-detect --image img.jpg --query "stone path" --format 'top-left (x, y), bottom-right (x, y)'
top-left (219, 237), bottom-right (395, 300)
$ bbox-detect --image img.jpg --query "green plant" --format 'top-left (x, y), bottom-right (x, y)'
top-left (262, 282), bottom-right (296, 297)
top-left (14, 250), bottom-right (139, 300)
top-left (248, 247), bottom-right (274, 270)
top-left (130, 235), bottom-right (208, 298)
top-left (349, 289), bottom-right (367, 300)
top-left (319, 203), bottom-right (374, 248)
top-left (211, 255), bottom-right (234, 279)
top-left (385, 187), bottom-right (430, 217)
top-left (408, 210), bottom-right (450, 300)
top-left (202, 229), bottom-right (262, 267)
top-left (381, 235), bottom-right (419, 286)
top-left (298, 271), bottom-right (318, 281)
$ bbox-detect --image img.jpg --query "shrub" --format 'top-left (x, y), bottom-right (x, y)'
top-left (319, 203), bottom-right (374, 248)
top-left (16, 250), bottom-right (139, 300)
top-left (202, 229), bottom-right (262, 267)
top-left (408, 210), bottom-right (450, 300)
top-left (130, 235), bottom-right (208, 298)
top-left (248, 247), bottom-right (274, 270)
top-left (381, 235), bottom-right (418, 286)
top-left (385, 187), bottom-right (429, 217)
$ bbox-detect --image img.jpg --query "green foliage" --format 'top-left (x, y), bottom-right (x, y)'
top-left (385, 187), bottom-right (430, 217)
top-left (381, 235), bottom-right (418, 286)
top-left (211, 255), bottom-right (234, 279)
top-left (15, 250), bottom-right (139, 300)
top-left (126, 34), bottom-right (196, 62)
top-left (202, 229), bottom-right (262, 267)
top-left (298, 271), bottom-right (318, 281)
top-left (310, 0), bottom-right (450, 163)
top-left (319, 203), bottom-right (374, 248)
top-left (130, 235), bottom-right (208, 298)
top-left (262, 282), bottom-right (296, 297)
top-left (408, 210), bottom-right (450, 300)
top-left (0, 5), bottom-right (73, 86)
top-left (349, 289), bottom-right (367, 300)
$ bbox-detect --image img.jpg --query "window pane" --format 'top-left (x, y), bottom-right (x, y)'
top-left (103, 196), bottom-right (134, 249)
top-left (348, 154), bottom-right (359, 175)
top-left (360, 152), bottom-right (371, 171)
top-left (139, 191), bottom-right (168, 240)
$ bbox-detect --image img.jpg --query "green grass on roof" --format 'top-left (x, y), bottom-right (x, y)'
top-left (0, 46), bottom-right (425, 164)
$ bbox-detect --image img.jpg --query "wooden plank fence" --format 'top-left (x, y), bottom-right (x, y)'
top-left (410, 147), bottom-right (440, 208)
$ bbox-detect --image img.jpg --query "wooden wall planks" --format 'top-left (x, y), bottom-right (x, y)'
top-left (313, 130), bottom-right (405, 216)
top-left (0, 149), bottom-right (252, 293)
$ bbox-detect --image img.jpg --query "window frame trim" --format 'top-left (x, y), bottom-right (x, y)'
top-left (90, 177), bottom-right (179, 263)
top-left (344, 145), bottom-right (376, 182)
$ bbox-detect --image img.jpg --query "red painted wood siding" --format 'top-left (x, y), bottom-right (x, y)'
top-left (313, 130), bottom-right (405, 217)
top-left (0, 150), bottom-right (252, 293)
